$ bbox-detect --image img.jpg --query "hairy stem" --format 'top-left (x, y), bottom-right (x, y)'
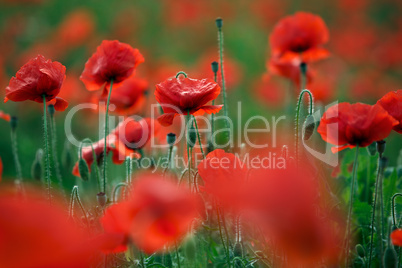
top-left (43, 95), bottom-right (51, 204)
top-left (102, 79), bottom-right (114, 194)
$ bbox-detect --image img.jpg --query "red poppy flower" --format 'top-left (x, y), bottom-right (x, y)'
top-left (317, 103), bottom-right (398, 153)
top-left (253, 74), bottom-right (285, 109)
top-left (377, 90), bottom-right (402, 134)
top-left (155, 76), bottom-right (222, 126)
top-left (101, 174), bottom-right (202, 254)
top-left (268, 57), bottom-right (313, 87)
top-left (0, 110), bottom-right (10, 122)
top-left (391, 229), bottom-right (402, 246)
top-left (72, 135), bottom-right (138, 177)
top-left (197, 149), bottom-right (248, 208)
top-left (270, 12), bottom-right (330, 64)
top-left (80, 40), bottom-right (144, 91)
top-left (4, 55), bottom-right (68, 111)
top-left (0, 190), bottom-right (97, 268)
top-left (97, 76), bottom-right (148, 115)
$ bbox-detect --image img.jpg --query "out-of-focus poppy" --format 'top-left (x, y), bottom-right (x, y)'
top-left (244, 164), bottom-right (344, 267)
top-left (377, 90), bottom-right (402, 134)
top-left (155, 76), bottom-right (222, 126)
top-left (101, 174), bottom-right (202, 254)
top-left (72, 135), bottom-right (138, 177)
top-left (270, 12), bottom-right (330, 64)
top-left (111, 117), bottom-right (153, 156)
top-left (391, 229), bottom-right (402, 246)
top-left (253, 74), bottom-right (285, 109)
top-left (55, 9), bottom-right (95, 49)
top-left (317, 102), bottom-right (398, 152)
top-left (80, 40), bottom-right (144, 91)
top-left (0, 190), bottom-right (97, 268)
top-left (197, 149), bottom-right (248, 208)
top-left (268, 57), bottom-right (313, 87)
top-left (97, 76), bottom-right (148, 115)
top-left (0, 110), bottom-right (10, 122)
top-left (4, 55), bottom-right (68, 111)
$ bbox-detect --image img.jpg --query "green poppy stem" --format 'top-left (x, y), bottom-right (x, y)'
top-left (193, 115), bottom-right (205, 159)
top-left (43, 95), bottom-right (51, 204)
top-left (10, 121), bottom-right (22, 181)
top-left (344, 145), bottom-right (359, 267)
top-left (294, 89), bottom-right (313, 163)
top-left (102, 79), bottom-right (114, 194)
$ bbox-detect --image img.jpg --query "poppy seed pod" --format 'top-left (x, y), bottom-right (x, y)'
top-left (211, 61), bottom-right (219, 74)
top-left (10, 116), bottom-right (18, 131)
top-left (383, 246), bottom-right (397, 268)
top-left (367, 142), bottom-right (377, 156)
top-left (166, 133), bottom-right (176, 147)
top-left (48, 104), bottom-right (55, 117)
top-left (97, 192), bottom-right (107, 207)
top-left (215, 18), bottom-right (223, 29)
top-left (355, 244), bottom-right (365, 258)
top-left (377, 140), bottom-right (386, 156)
top-left (302, 114), bottom-right (315, 140)
top-left (78, 158), bottom-right (89, 181)
top-left (187, 124), bottom-right (197, 148)
top-left (31, 149), bottom-right (43, 181)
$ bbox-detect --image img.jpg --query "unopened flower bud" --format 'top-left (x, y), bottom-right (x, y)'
top-left (48, 104), bottom-right (55, 117)
top-left (183, 234), bottom-right (197, 260)
top-left (377, 140), bottom-right (386, 156)
top-left (10, 116), bottom-right (18, 131)
top-left (211, 61), bottom-right (219, 74)
top-left (166, 133), bottom-right (176, 147)
top-left (355, 244), bottom-right (365, 258)
top-left (302, 115), bottom-right (315, 140)
top-left (367, 142), bottom-right (377, 156)
top-left (215, 18), bottom-right (223, 29)
top-left (97, 192), bottom-right (107, 207)
top-left (234, 242), bottom-right (243, 258)
top-left (187, 124), bottom-right (197, 148)
top-left (78, 158), bottom-right (89, 181)
top-left (383, 246), bottom-right (397, 268)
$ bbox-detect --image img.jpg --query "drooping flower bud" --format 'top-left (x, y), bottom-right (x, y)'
top-left (383, 246), bottom-right (397, 268)
top-left (355, 244), bottom-right (365, 258)
top-left (78, 158), bottom-right (89, 181)
top-left (302, 114), bottom-right (315, 140)
top-left (215, 18), bottom-right (223, 29)
top-left (377, 140), bottom-right (386, 156)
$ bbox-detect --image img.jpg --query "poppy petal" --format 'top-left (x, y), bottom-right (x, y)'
top-left (53, 97), bottom-right (69, 111)
top-left (157, 113), bottom-right (177, 127)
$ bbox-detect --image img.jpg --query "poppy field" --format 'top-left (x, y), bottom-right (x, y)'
top-left (1, 0), bottom-right (402, 267)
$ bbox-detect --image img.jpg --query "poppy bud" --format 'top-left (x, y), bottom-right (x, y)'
top-left (211, 61), bottom-right (219, 74)
top-left (183, 234), bottom-right (197, 260)
top-left (380, 157), bottom-right (388, 170)
top-left (215, 18), bottom-right (223, 29)
top-left (62, 141), bottom-right (73, 170)
top-left (367, 142), bottom-right (377, 156)
top-left (355, 244), bottom-right (365, 258)
top-left (187, 124), bottom-right (197, 148)
top-left (97, 192), bottom-right (107, 207)
top-left (383, 246), bottom-right (397, 268)
top-left (377, 140), bottom-right (386, 156)
top-left (300, 62), bottom-right (307, 76)
top-left (10, 116), bottom-right (17, 131)
top-left (302, 114), bottom-right (315, 140)
top-left (166, 133), bottom-right (176, 147)
top-left (78, 158), bottom-right (89, 181)
top-left (48, 104), bottom-right (55, 117)
top-left (31, 149), bottom-right (43, 181)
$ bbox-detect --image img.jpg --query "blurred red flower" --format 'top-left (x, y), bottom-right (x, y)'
top-left (4, 55), bottom-right (68, 111)
top-left (253, 74), bottom-right (285, 109)
top-left (97, 76), bottom-right (148, 115)
top-left (317, 103), bottom-right (398, 152)
top-left (0, 190), bottom-right (97, 268)
top-left (155, 76), bottom-right (222, 126)
top-left (80, 40), bottom-right (144, 91)
top-left (197, 149), bottom-right (248, 208)
top-left (268, 57), bottom-right (313, 87)
top-left (391, 229), bottom-right (402, 246)
top-left (101, 174), bottom-right (202, 254)
top-left (0, 110), bottom-right (10, 122)
top-left (377, 90), bottom-right (402, 134)
top-left (270, 12), bottom-right (330, 64)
